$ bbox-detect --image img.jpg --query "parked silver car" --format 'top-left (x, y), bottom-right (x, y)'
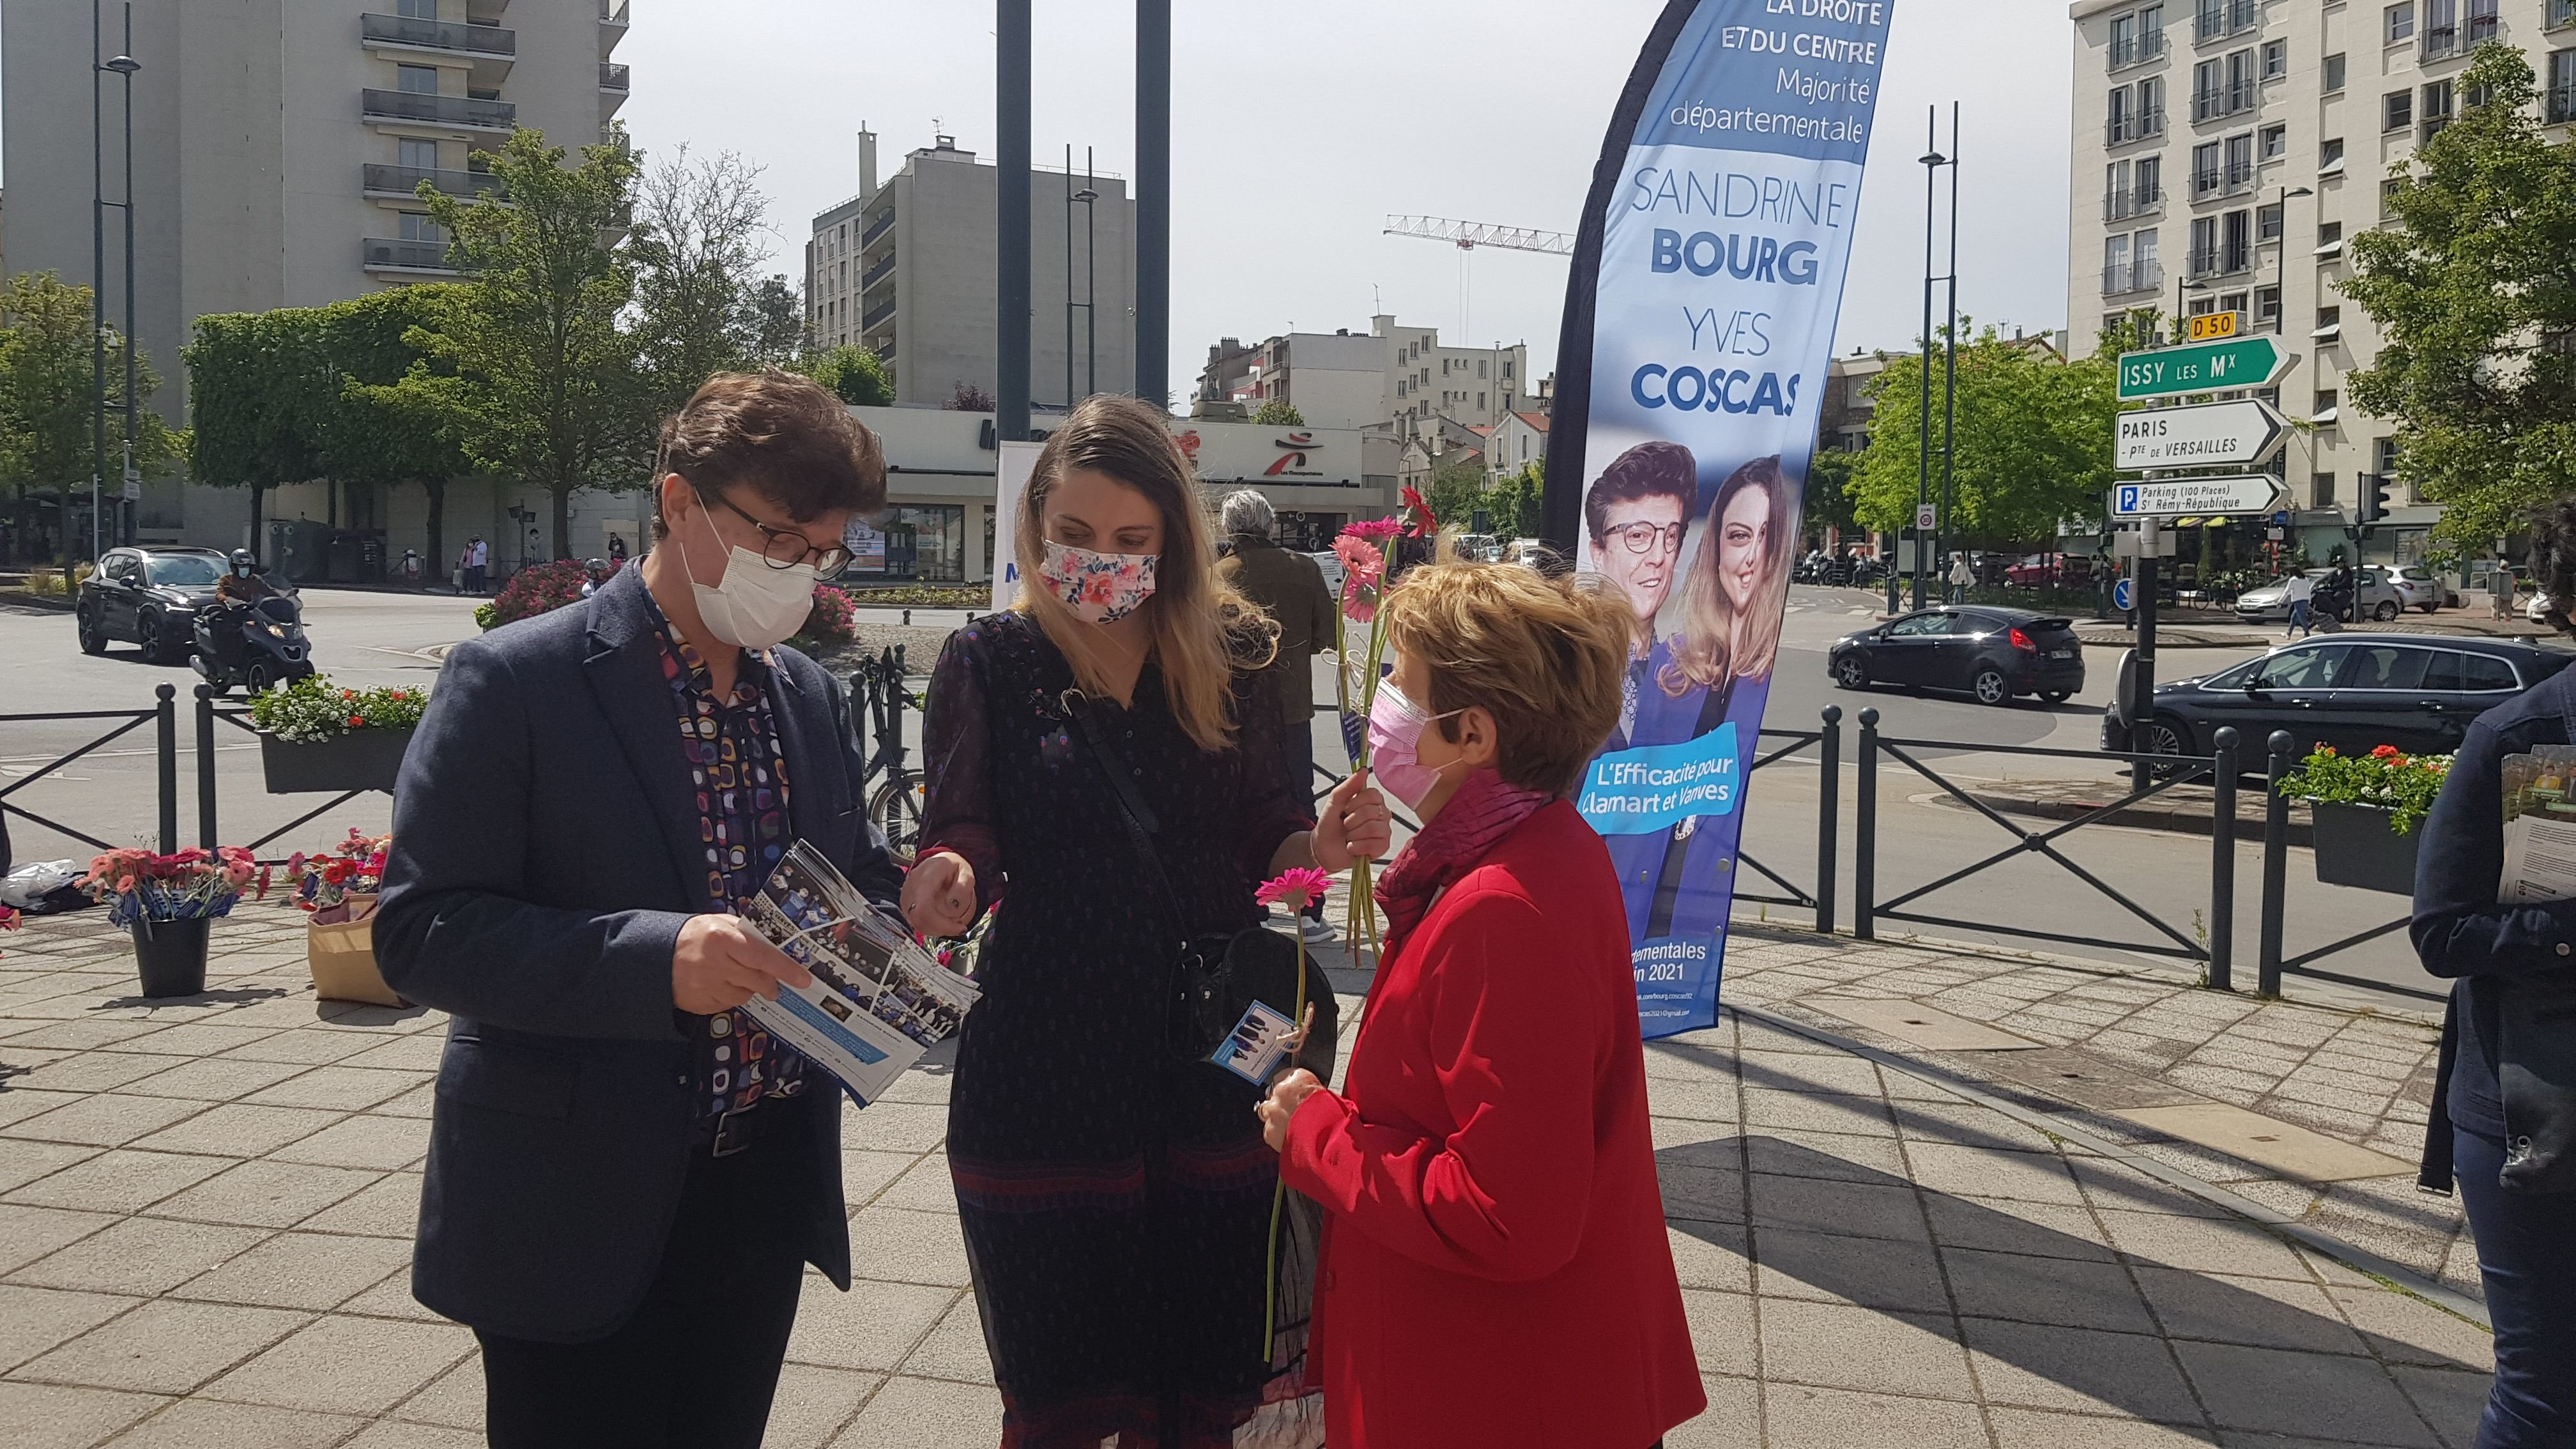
top-left (2391, 565), bottom-right (2458, 613)
top-left (2234, 567), bottom-right (2405, 624)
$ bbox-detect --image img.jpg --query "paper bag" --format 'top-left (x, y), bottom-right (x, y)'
top-left (307, 894), bottom-right (404, 1007)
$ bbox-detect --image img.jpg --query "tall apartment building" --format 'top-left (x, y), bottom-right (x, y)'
top-left (2069, 0), bottom-right (2575, 566)
top-left (3, 0), bottom-right (629, 545)
top-left (805, 131), bottom-right (1137, 410)
top-left (1196, 316), bottom-right (1531, 439)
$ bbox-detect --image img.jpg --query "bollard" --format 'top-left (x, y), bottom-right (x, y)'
top-left (155, 684), bottom-right (178, 854)
top-left (194, 686), bottom-right (218, 850)
top-left (2257, 729), bottom-right (2294, 995)
top-left (903, 608), bottom-right (912, 627)
top-left (1854, 707), bottom-right (1879, 941)
top-left (2208, 727), bottom-right (2238, 992)
top-left (1817, 705), bottom-right (1842, 935)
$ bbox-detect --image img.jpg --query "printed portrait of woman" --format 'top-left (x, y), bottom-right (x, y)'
top-left (1616, 453), bottom-right (1798, 944)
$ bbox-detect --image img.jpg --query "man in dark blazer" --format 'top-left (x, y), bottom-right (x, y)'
top-left (378, 370), bottom-right (905, 1448)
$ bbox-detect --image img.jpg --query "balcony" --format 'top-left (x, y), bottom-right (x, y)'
top-left (2105, 107), bottom-right (2164, 146)
top-left (2191, 164), bottom-right (2221, 197)
top-left (362, 237), bottom-right (458, 274)
top-left (2187, 244), bottom-right (2221, 277)
top-left (863, 299), bottom-right (897, 330)
top-left (2194, 0), bottom-right (2255, 42)
top-left (861, 208), bottom-right (897, 246)
top-left (600, 61), bottom-right (629, 91)
top-left (362, 163), bottom-right (505, 202)
top-left (362, 12), bottom-right (514, 88)
top-left (860, 254), bottom-right (896, 291)
top-left (362, 88), bottom-right (516, 134)
top-left (2552, 83), bottom-right (2576, 125)
top-left (2101, 258), bottom-right (2164, 295)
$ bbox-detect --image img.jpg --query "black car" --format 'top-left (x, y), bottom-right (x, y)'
top-left (2101, 634), bottom-right (2576, 760)
top-left (75, 547), bottom-right (230, 664)
top-left (1828, 606), bottom-right (2087, 706)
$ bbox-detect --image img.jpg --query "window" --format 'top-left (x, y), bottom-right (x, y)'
top-left (2257, 200), bottom-right (2285, 240)
top-left (2555, 0), bottom-right (2576, 28)
top-left (2468, 0), bottom-right (2498, 43)
top-left (1885, 613), bottom-right (1959, 639)
top-left (2225, 132), bottom-right (2255, 189)
top-left (2221, 288), bottom-right (2251, 315)
top-left (2255, 284), bottom-right (2282, 330)
top-left (395, 0), bottom-right (436, 16)
top-left (2320, 136), bottom-right (2347, 171)
top-left (2426, 652), bottom-right (2521, 691)
top-left (2377, 437), bottom-right (2401, 477)
top-left (1477, 392), bottom-right (1487, 410)
top-left (2136, 155), bottom-right (2163, 207)
top-left (2324, 52), bottom-right (2347, 92)
top-left (2197, 0), bottom-right (2227, 40)
top-left (2317, 303), bottom-right (2343, 334)
top-left (2141, 3), bottom-right (2166, 55)
top-left (397, 63), bottom-right (440, 95)
top-left (2192, 140), bottom-right (2222, 195)
top-left (396, 211), bottom-right (447, 243)
top-left (398, 137), bottom-right (438, 170)
top-left (2315, 388), bottom-right (2340, 414)
top-left (1477, 360), bottom-right (1489, 379)
top-left (2385, 88), bottom-right (2413, 130)
top-left (2386, 2), bottom-right (2415, 42)
top-left (2193, 59), bottom-right (2223, 119)
top-left (2190, 215), bottom-right (2220, 274)
top-left (2313, 471), bottom-right (2338, 504)
top-left (2423, 78), bottom-right (2456, 140)
top-left (2421, 0), bottom-right (2457, 57)
top-left (2111, 11), bottom-right (2139, 65)
top-left (2553, 50), bottom-right (2576, 124)
top-left (2382, 176), bottom-right (2405, 217)
top-left (2226, 47), bottom-right (2258, 111)
top-left (2255, 646), bottom-right (2346, 689)
top-left (2138, 75), bottom-right (2165, 135)
top-left (2262, 38), bottom-right (2288, 80)
top-left (2338, 645), bottom-right (2432, 690)
top-left (2222, 208), bottom-right (2253, 272)
top-left (2135, 227), bottom-right (2161, 283)
top-left (1503, 359), bottom-right (1514, 378)
top-left (2260, 123), bottom-right (2286, 160)
top-left (2104, 233), bottom-right (2134, 292)
top-left (2319, 220), bottom-right (2344, 245)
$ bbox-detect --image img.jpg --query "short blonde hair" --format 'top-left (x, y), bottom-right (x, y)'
top-left (1381, 562), bottom-right (1632, 797)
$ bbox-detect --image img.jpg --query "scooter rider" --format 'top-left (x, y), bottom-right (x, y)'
top-left (211, 550), bottom-right (280, 671)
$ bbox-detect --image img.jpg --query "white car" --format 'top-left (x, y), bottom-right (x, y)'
top-left (2531, 592), bottom-right (2563, 625)
top-left (1306, 549), bottom-right (1344, 598)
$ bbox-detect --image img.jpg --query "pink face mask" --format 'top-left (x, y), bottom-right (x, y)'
top-left (1039, 539), bottom-right (1158, 624)
top-left (1366, 680), bottom-right (1466, 810)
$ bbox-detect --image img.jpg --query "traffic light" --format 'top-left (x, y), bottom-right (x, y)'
top-left (2359, 473), bottom-right (2391, 525)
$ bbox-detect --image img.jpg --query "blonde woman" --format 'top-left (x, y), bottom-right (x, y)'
top-left (1623, 454), bottom-right (1795, 943)
top-left (903, 395), bottom-right (1388, 1446)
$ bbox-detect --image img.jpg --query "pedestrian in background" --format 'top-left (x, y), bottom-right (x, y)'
top-left (902, 395), bottom-right (1389, 1445)
top-left (2285, 569), bottom-right (2315, 638)
top-left (1220, 487), bottom-right (1339, 942)
top-left (1259, 560), bottom-right (1703, 1448)
top-left (466, 535), bottom-right (489, 595)
top-left (1947, 551), bottom-right (1973, 604)
top-left (2412, 643), bottom-right (2576, 1449)
top-left (377, 371), bottom-right (900, 1448)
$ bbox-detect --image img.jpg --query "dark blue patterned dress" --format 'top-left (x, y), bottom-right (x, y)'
top-left (920, 611), bottom-right (1319, 1448)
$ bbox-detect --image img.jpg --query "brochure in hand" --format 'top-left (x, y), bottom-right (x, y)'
top-left (737, 839), bottom-right (980, 1105)
top-left (2499, 746), bottom-right (2576, 904)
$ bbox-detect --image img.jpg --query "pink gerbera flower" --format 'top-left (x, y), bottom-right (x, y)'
top-left (1330, 533), bottom-right (1383, 587)
top-left (1340, 517), bottom-right (1401, 542)
top-left (1255, 866), bottom-right (1334, 911)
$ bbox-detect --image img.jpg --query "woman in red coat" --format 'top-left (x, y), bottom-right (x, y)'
top-left (1257, 561), bottom-right (1705, 1448)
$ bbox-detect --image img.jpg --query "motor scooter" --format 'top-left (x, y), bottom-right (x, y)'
top-left (190, 594), bottom-right (316, 694)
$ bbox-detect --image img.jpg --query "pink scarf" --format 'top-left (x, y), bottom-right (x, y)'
top-left (1372, 768), bottom-right (1553, 951)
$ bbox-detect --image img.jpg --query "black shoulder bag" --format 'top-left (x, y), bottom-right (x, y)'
top-left (1060, 689), bottom-right (1339, 1085)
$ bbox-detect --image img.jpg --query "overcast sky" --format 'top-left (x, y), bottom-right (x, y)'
top-left (615, 0), bottom-right (2078, 398)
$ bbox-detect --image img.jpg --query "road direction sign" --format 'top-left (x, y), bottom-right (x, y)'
top-left (1914, 502), bottom-right (1937, 532)
top-left (2115, 400), bottom-right (2289, 470)
top-left (2113, 475), bottom-right (2285, 517)
top-left (2115, 336), bottom-right (2295, 400)
top-left (2113, 578), bottom-right (2135, 611)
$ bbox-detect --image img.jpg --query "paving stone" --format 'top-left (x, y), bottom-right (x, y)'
top-left (1659, 1163), bottom-right (1747, 1224)
top-left (1666, 1221), bottom-right (1753, 1296)
top-left (126, 1105), bottom-right (340, 1159)
top-left (0, 1202), bottom-right (118, 1275)
top-left (1906, 1142), bottom-right (2088, 1205)
top-left (1660, 1374), bottom-right (1758, 1449)
top-left (9, 1051), bottom-right (180, 1096)
top-left (339, 1423), bottom-right (484, 1449)
top-left (1963, 1318), bottom-right (2204, 1422)
top-left (97, 1398), bottom-right (365, 1448)
top-left (388, 1353), bottom-right (480, 1428)
top-left (2325, 1287), bottom-right (2492, 1371)
top-left (16, 1299), bottom-right (308, 1394)
top-left (213, 1030), bottom-right (376, 1067)
top-left (1744, 1087), bottom-right (1897, 1137)
top-left (114, 1025), bottom-right (286, 1059)
top-left (898, 1293), bottom-right (995, 1386)
top-left (1643, 1077), bottom-right (1741, 1123)
top-left (2095, 1209), bottom-right (2312, 1281)
top-left (238, 1067), bottom-right (426, 1113)
top-left (784, 1273), bottom-right (956, 1371)
top-left (1749, 1172), bottom-right (1929, 1245)
top-left (332, 1036), bottom-right (448, 1073)
top-left (1949, 1246), bottom-right (2159, 1333)
top-left (1754, 1225), bottom-right (1949, 1313)
top-left (2175, 1340), bottom-right (2444, 1445)
top-left (262, 1114), bottom-right (427, 1170)
top-left (1925, 1194), bottom-right (2119, 1262)
top-left (0, 1381), bottom-right (165, 1449)
top-left (1761, 1381), bottom-right (1991, 1449)
top-left (1988, 1407), bottom-right (2220, 1446)
top-left (1893, 1098), bottom-right (2063, 1151)
top-left (0, 1284), bottom-right (139, 1374)
top-left (839, 1100), bottom-right (947, 1154)
top-left (290, 1171), bottom-right (420, 1239)
top-left (2133, 1267), bottom-right (2368, 1356)
top-left (2387, 1365), bottom-right (2489, 1449)
top-left (0, 1139), bottom-right (100, 1195)
top-left (6, 1092), bottom-right (204, 1147)
top-left (1756, 1300), bottom-right (1976, 1400)
top-left (170, 1232), bottom-right (413, 1312)
top-left (826, 1371), bottom-right (1001, 1446)
top-left (0, 1018), bottom-right (173, 1052)
top-left (845, 1208), bottom-right (970, 1289)
top-left (2, 1150), bottom-right (234, 1214)
top-left (839, 1149), bottom-right (918, 1208)
top-left (200, 1314), bottom-right (472, 1415)
top-left (1736, 1050), bottom-right (1886, 1096)
top-left (115, 1058), bottom-right (312, 1103)
top-left (873, 1156), bottom-right (957, 1215)
top-left (10, 1216), bottom-right (270, 1296)
top-left (2069, 1158), bottom-right (2237, 1218)
top-left (142, 1161), bottom-right (381, 1231)
top-left (1740, 1128), bottom-right (1909, 1183)
top-left (763, 1363), bottom-right (881, 1448)
top-left (334, 1266), bottom-right (442, 1323)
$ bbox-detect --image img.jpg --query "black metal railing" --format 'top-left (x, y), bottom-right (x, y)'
top-left (599, 61), bottom-right (629, 91)
top-left (361, 12), bottom-right (516, 56)
top-left (0, 687), bottom-right (178, 855)
top-left (861, 210), bottom-right (897, 247)
top-left (362, 88), bottom-right (516, 130)
top-left (193, 690), bottom-right (378, 861)
top-left (362, 163), bottom-right (504, 201)
top-left (363, 237), bottom-right (456, 272)
top-left (1731, 710), bottom-right (1841, 931)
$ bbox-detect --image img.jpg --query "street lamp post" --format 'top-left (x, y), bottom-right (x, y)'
top-left (90, 2), bottom-right (140, 563)
top-left (1911, 104), bottom-right (1958, 613)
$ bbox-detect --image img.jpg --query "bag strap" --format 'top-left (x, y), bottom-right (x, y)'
top-left (1061, 689), bottom-right (1193, 947)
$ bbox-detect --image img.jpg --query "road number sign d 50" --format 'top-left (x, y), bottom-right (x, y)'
top-left (2186, 310), bottom-right (2242, 341)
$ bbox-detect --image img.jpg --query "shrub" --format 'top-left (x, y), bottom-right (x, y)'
top-left (842, 583), bottom-right (988, 608)
top-left (2278, 743), bottom-right (2452, 836)
top-left (802, 583), bottom-right (857, 645)
top-left (483, 559), bottom-right (592, 627)
top-left (250, 675), bottom-right (430, 744)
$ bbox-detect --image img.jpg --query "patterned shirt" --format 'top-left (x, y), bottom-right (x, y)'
top-left (643, 598), bottom-right (808, 1117)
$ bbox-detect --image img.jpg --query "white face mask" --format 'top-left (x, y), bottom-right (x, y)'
top-left (678, 500), bottom-right (816, 651)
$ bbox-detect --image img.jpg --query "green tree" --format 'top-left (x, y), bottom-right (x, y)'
top-left (399, 127), bottom-right (647, 560)
top-left (318, 287), bottom-right (475, 574)
top-left (186, 308), bottom-right (325, 557)
top-left (1425, 459), bottom-right (1487, 536)
top-left (0, 272), bottom-right (182, 564)
top-left (1250, 397), bottom-right (1305, 427)
top-left (744, 275), bottom-right (805, 366)
top-left (795, 344), bottom-right (893, 407)
top-left (627, 145), bottom-right (772, 413)
top-left (1850, 325), bottom-right (2119, 545)
top-left (2341, 43), bottom-right (2576, 548)
top-left (1484, 461), bottom-right (1545, 542)
top-left (1802, 448), bottom-right (1859, 540)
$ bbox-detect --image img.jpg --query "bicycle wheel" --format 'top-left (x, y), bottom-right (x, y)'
top-left (868, 770), bottom-right (927, 866)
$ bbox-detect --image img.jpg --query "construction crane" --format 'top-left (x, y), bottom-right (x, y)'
top-left (1382, 215), bottom-right (1573, 340)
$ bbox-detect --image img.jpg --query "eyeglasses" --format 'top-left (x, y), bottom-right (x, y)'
top-left (1604, 520), bottom-right (1686, 555)
top-left (709, 490), bottom-right (852, 574)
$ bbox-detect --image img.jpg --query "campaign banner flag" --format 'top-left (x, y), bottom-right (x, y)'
top-left (1544, 0), bottom-right (1892, 1038)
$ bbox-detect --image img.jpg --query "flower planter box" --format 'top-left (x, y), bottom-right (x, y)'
top-left (2310, 801), bottom-right (2421, 896)
top-left (260, 727), bottom-right (414, 795)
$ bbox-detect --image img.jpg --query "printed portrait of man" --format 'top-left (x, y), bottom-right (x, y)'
top-left (1583, 440), bottom-right (1699, 657)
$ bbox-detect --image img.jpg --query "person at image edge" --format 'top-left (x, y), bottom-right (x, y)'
top-left (376, 370), bottom-right (902, 1448)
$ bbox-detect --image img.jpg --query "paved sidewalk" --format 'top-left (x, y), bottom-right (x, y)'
top-left (0, 904), bottom-right (2492, 1448)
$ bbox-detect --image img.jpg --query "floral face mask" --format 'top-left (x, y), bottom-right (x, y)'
top-left (1039, 539), bottom-right (1158, 624)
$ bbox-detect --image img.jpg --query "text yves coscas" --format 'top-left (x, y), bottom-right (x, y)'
top-left (1623, 167), bottom-right (1851, 418)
